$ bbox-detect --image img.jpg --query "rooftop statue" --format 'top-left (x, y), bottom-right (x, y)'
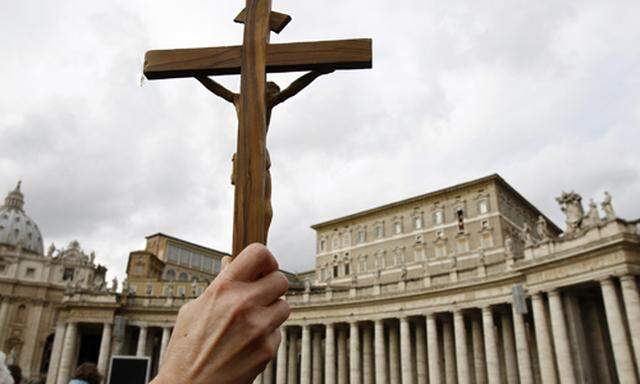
top-left (522, 222), bottom-right (535, 247)
top-left (536, 215), bottom-right (552, 242)
top-left (585, 199), bottom-right (602, 227)
top-left (602, 191), bottom-right (616, 220)
top-left (556, 191), bottom-right (585, 234)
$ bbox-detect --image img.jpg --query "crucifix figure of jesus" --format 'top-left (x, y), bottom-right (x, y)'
top-left (195, 69), bottom-right (334, 236)
top-left (143, 0), bottom-right (372, 257)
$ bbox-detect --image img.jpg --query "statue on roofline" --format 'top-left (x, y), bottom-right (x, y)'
top-left (556, 191), bottom-right (585, 234)
top-left (536, 215), bottom-right (552, 242)
top-left (585, 199), bottom-right (601, 227)
top-left (601, 191), bottom-right (616, 220)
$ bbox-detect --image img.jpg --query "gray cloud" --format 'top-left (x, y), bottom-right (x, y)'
top-left (1, 0), bottom-right (639, 277)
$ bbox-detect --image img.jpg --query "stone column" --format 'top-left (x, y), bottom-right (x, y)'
top-left (19, 302), bottom-right (44, 377)
top-left (511, 304), bottom-right (533, 384)
top-left (362, 326), bottom-right (374, 384)
top-left (374, 320), bottom-right (388, 384)
top-left (481, 306), bottom-right (500, 384)
top-left (0, 299), bottom-right (9, 343)
top-left (389, 323), bottom-right (400, 384)
top-left (531, 293), bottom-right (557, 384)
top-left (400, 317), bottom-right (414, 384)
top-left (313, 329), bottom-right (323, 384)
top-left (500, 313), bottom-right (518, 384)
top-left (350, 321), bottom-right (362, 384)
top-left (454, 310), bottom-right (470, 384)
top-left (620, 275), bottom-right (640, 372)
top-left (136, 324), bottom-right (148, 357)
top-left (415, 321), bottom-right (427, 384)
top-left (338, 327), bottom-right (348, 384)
top-left (288, 330), bottom-right (299, 384)
top-left (56, 322), bottom-right (78, 384)
top-left (600, 278), bottom-right (638, 382)
top-left (276, 327), bottom-right (287, 384)
top-left (325, 323), bottom-right (336, 384)
top-left (159, 327), bottom-right (171, 366)
top-left (45, 322), bottom-right (66, 384)
top-left (426, 314), bottom-right (442, 384)
top-left (97, 323), bottom-right (113, 377)
top-left (547, 290), bottom-right (576, 384)
top-left (443, 320), bottom-right (456, 384)
top-left (302, 325), bottom-right (312, 384)
top-left (471, 316), bottom-right (487, 384)
top-left (264, 360), bottom-right (275, 384)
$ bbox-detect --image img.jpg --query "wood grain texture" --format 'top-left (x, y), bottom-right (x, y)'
top-left (144, 38), bottom-right (372, 80)
top-left (234, 8), bottom-right (292, 33)
top-left (232, 0), bottom-right (271, 257)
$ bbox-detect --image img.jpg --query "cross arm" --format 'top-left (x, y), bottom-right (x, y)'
top-left (143, 39), bottom-right (372, 80)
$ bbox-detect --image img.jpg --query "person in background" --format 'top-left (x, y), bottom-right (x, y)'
top-left (68, 363), bottom-right (101, 384)
top-left (7, 365), bottom-right (21, 384)
top-left (0, 353), bottom-right (13, 384)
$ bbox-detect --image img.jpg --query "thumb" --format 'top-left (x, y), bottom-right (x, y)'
top-left (220, 256), bottom-right (233, 272)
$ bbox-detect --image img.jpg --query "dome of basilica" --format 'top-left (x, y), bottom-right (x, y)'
top-left (0, 182), bottom-right (44, 255)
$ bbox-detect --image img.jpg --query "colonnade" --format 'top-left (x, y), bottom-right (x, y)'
top-left (46, 321), bottom-right (173, 384)
top-left (252, 275), bottom-right (640, 384)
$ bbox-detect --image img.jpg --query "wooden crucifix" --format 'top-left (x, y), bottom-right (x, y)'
top-left (143, 0), bottom-right (372, 257)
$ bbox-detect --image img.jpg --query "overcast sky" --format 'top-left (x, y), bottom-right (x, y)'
top-left (1, 0), bottom-right (639, 279)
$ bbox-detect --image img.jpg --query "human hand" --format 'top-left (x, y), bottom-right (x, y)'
top-left (152, 244), bottom-right (290, 384)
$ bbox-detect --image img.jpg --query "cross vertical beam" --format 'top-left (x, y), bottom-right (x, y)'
top-left (233, 0), bottom-right (272, 256)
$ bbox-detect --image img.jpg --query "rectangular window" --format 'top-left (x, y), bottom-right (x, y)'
top-left (25, 267), bottom-right (35, 278)
top-left (394, 222), bottom-right (402, 234)
top-left (433, 211), bottom-right (444, 225)
top-left (167, 245), bottom-right (179, 263)
top-left (375, 226), bottom-right (384, 239)
top-left (478, 200), bottom-right (489, 215)
top-left (435, 245), bottom-right (446, 258)
top-left (414, 217), bottom-right (423, 230)
top-left (179, 249), bottom-right (190, 266)
top-left (333, 266), bottom-right (338, 278)
top-left (191, 253), bottom-right (202, 270)
top-left (344, 263), bottom-right (350, 275)
top-left (357, 231), bottom-right (365, 244)
top-left (457, 209), bottom-right (465, 232)
top-left (203, 256), bottom-right (213, 272)
top-left (63, 268), bottom-right (75, 281)
top-left (178, 287), bottom-right (186, 297)
top-left (319, 239), bottom-right (326, 252)
top-left (0, 265), bottom-right (5, 274)
top-left (213, 258), bottom-right (222, 273)
top-left (135, 265), bottom-right (144, 274)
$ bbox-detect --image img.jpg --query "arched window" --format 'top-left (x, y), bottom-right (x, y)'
top-left (178, 272), bottom-right (189, 282)
top-left (165, 269), bottom-right (176, 281)
top-left (14, 304), bottom-right (27, 323)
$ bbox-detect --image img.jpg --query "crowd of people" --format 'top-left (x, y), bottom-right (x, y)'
top-left (0, 352), bottom-right (101, 384)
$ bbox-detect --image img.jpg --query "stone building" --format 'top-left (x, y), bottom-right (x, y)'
top-left (2, 174), bottom-right (640, 384)
top-left (0, 183), bottom-right (107, 379)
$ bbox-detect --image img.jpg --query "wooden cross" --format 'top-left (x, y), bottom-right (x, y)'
top-left (143, 1), bottom-right (372, 257)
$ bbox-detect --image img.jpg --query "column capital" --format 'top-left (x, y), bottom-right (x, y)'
top-left (598, 276), bottom-right (616, 286)
top-left (620, 274), bottom-right (637, 283)
top-left (547, 289), bottom-right (561, 297)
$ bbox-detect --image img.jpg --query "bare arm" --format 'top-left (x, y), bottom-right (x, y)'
top-left (196, 76), bottom-right (237, 104)
top-left (271, 69), bottom-right (334, 107)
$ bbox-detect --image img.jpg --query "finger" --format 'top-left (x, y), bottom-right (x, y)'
top-left (248, 271), bottom-right (289, 305)
top-left (261, 299), bottom-right (290, 333)
top-left (226, 243), bottom-right (279, 282)
top-left (221, 256), bottom-right (232, 272)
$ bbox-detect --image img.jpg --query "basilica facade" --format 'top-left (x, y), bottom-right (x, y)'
top-left (1, 174), bottom-right (639, 384)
